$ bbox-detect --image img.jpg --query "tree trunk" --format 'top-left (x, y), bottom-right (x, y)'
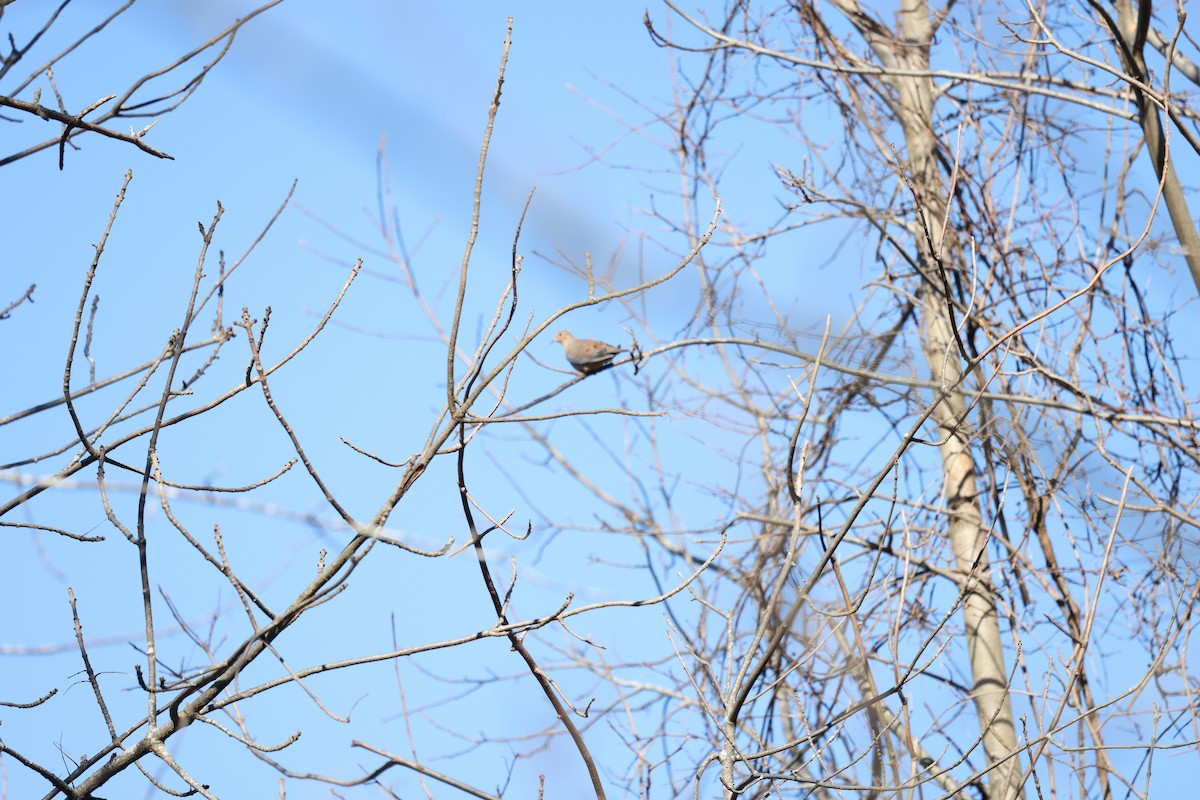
top-left (827, 0), bottom-right (1028, 795)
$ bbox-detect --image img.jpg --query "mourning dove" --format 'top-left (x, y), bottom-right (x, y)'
top-left (553, 330), bottom-right (625, 374)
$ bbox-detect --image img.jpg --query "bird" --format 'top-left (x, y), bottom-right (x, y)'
top-left (553, 330), bottom-right (625, 375)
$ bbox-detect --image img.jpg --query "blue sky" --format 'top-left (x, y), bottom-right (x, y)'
top-left (0, 4), bottom-right (749, 797)
top-left (3, 2), bottom-right (1198, 798)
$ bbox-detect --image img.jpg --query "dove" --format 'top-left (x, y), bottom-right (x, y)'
top-left (553, 330), bottom-right (625, 375)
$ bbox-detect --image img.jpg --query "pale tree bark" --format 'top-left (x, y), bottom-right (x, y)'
top-left (824, 1), bottom-right (1026, 795)
top-left (531, 0), bottom-right (1200, 793)
top-left (9, 4), bottom-right (1200, 797)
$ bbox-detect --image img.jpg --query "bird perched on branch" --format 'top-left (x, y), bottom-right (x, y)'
top-left (553, 330), bottom-right (625, 375)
